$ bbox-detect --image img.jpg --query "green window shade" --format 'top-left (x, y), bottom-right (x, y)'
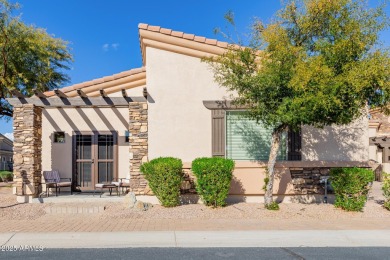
top-left (226, 111), bottom-right (287, 161)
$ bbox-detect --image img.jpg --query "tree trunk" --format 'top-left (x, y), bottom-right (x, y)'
top-left (264, 129), bottom-right (282, 207)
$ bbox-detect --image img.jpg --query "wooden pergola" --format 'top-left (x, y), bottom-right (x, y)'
top-left (8, 88), bottom-right (148, 108)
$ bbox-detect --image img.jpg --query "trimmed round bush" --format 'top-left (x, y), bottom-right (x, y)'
top-left (192, 157), bottom-right (235, 207)
top-left (0, 171), bottom-right (13, 182)
top-left (140, 157), bottom-right (183, 207)
top-left (330, 167), bottom-right (374, 212)
top-left (382, 173), bottom-right (390, 211)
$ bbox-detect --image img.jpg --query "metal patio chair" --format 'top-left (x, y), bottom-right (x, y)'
top-left (43, 170), bottom-right (72, 197)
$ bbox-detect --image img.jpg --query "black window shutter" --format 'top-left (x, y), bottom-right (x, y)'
top-left (288, 127), bottom-right (302, 161)
top-left (211, 110), bottom-right (225, 157)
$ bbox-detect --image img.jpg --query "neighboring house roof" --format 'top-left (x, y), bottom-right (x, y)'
top-left (43, 23), bottom-right (230, 98)
top-left (138, 23), bottom-right (229, 65)
top-left (0, 133), bottom-right (13, 152)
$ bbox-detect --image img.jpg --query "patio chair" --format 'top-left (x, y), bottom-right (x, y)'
top-left (111, 178), bottom-right (131, 195)
top-left (43, 170), bottom-right (72, 197)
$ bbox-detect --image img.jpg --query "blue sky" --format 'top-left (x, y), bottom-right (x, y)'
top-left (0, 0), bottom-right (389, 136)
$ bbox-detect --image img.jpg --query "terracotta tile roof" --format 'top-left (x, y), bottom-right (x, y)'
top-left (44, 67), bottom-right (146, 97)
top-left (138, 23), bottom-right (229, 49)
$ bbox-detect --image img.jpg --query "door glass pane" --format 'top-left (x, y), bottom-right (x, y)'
top-left (76, 135), bottom-right (92, 160)
top-left (98, 162), bottom-right (107, 183)
top-left (98, 162), bottom-right (113, 183)
top-left (98, 135), bottom-right (113, 159)
top-left (77, 162), bottom-right (92, 188)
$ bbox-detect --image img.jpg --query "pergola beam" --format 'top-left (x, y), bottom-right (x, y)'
top-left (143, 87), bottom-right (148, 99)
top-left (54, 89), bottom-right (68, 98)
top-left (10, 89), bottom-right (27, 98)
top-left (99, 89), bottom-right (108, 98)
top-left (33, 89), bottom-right (47, 98)
top-left (7, 96), bottom-right (146, 107)
top-left (77, 89), bottom-right (88, 98)
top-left (121, 89), bottom-right (128, 98)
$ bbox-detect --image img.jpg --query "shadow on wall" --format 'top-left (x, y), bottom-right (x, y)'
top-left (302, 118), bottom-right (367, 161)
top-left (228, 175), bottom-right (246, 204)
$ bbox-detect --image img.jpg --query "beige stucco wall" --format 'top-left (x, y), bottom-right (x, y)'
top-left (301, 115), bottom-right (369, 161)
top-left (41, 107), bottom-right (129, 180)
top-left (146, 46), bottom-right (369, 163)
top-left (146, 47), bottom-right (231, 162)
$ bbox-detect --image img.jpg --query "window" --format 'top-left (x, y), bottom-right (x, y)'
top-left (226, 111), bottom-right (287, 161)
top-left (210, 108), bottom-right (301, 160)
top-left (54, 132), bottom-right (65, 143)
top-left (125, 131), bottom-right (130, 143)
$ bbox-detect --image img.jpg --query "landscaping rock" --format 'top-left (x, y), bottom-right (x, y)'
top-left (134, 200), bottom-right (153, 211)
top-left (134, 200), bottom-right (145, 211)
top-left (123, 192), bottom-right (137, 208)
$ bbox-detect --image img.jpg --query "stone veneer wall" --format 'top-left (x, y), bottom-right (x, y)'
top-left (129, 102), bottom-right (149, 194)
top-left (290, 167), bottom-right (331, 194)
top-left (13, 104), bottom-right (42, 202)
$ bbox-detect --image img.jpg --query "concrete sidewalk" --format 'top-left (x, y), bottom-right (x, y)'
top-left (0, 230), bottom-right (389, 248)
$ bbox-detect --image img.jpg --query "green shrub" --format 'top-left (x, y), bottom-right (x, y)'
top-left (330, 167), bottom-right (374, 212)
top-left (192, 157), bottom-right (234, 207)
top-left (265, 201), bottom-right (280, 210)
top-left (382, 173), bottom-right (390, 211)
top-left (0, 171), bottom-right (13, 182)
top-left (140, 157), bottom-right (183, 207)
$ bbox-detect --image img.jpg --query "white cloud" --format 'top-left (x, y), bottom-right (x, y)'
top-left (111, 43), bottom-right (119, 50)
top-left (102, 43), bottom-right (119, 51)
top-left (3, 133), bottom-right (13, 141)
top-left (102, 43), bottom-right (109, 51)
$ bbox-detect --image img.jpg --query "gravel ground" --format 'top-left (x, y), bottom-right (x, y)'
top-left (0, 182), bottom-right (389, 221)
top-left (0, 186), bottom-right (47, 220)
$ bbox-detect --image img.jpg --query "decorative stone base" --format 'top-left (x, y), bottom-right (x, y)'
top-left (290, 167), bottom-right (331, 194)
top-left (16, 195), bottom-right (32, 204)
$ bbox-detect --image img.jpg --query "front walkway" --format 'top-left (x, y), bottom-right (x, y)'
top-left (1, 216), bottom-right (390, 233)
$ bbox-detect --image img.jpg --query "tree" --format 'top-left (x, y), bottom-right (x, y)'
top-left (208, 0), bottom-right (390, 209)
top-left (0, 0), bottom-right (72, 118)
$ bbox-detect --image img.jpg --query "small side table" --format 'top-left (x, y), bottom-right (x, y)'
top-left (94, 183), bottom-right (119, 198)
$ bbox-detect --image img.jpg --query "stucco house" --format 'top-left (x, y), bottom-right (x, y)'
top-left (8, 24), bottom-right (370, 203)
top-left (368, 108), bottom-right (390, 176)
top-left (0, 133), bottom-right (13, 171)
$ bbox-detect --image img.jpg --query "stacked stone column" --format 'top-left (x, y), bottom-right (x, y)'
top-left (13, 104), bottom-right (42, 203)
top-left (129, 102), bottom-right (148, 194)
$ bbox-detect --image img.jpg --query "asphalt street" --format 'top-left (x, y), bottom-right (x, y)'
top-left (1, 247), bottom-right (390, 260)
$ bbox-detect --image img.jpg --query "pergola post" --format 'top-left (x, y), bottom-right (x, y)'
top-left (12, 104), bottom-right (42, 203)
top-left (129, 102), bottom-right (149, 194)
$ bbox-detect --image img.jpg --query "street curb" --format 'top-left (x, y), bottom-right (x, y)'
top-left (1, 230), bottom-right (390, 248)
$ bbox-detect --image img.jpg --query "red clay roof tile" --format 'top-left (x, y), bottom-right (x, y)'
top-left (148, 25), bottom-right (161, 32)
top-left (205, 39), bottom-right (218, 45)
top-left (44, 67), bottom-right (146, 97)
top-left (160, 28), bottom-right (172, 35)
top-left (138, 23), bottom-right (230, 49)
top-left (194, 36), bottom-right (206, 43)
top-left (171, 30), bottom-right (184, 37)
top-left (183, 33), bottom-right (195, 40)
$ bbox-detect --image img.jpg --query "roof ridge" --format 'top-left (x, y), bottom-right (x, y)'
top-left (138, 23), bottom-right (229, 48)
